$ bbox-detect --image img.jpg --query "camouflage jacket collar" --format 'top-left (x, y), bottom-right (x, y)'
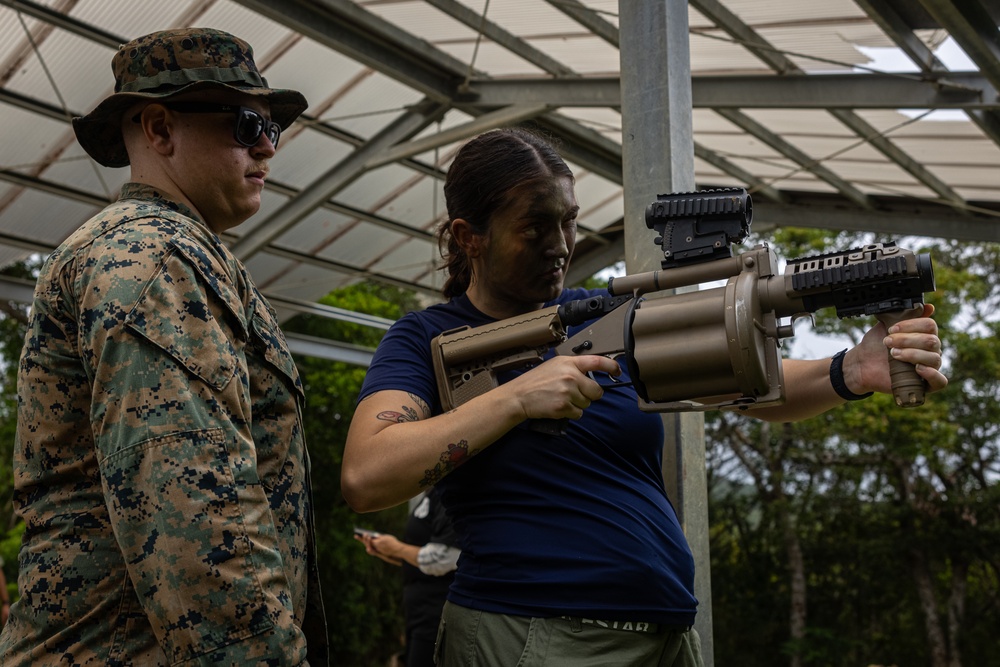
top-left (118, 182), bottom-right (202, 225)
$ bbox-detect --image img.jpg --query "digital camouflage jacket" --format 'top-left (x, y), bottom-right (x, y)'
top-left (0, 184), bottom-right (328, 666)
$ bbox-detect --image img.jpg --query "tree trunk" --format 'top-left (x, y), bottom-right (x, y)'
top-left (946, 558), bottom-right (967, 667)
top-left (910, 546), bottom-right (948, 667)
top-left (782, 507), bottom-right (807, 667)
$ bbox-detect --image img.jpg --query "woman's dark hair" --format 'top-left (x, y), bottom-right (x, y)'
top-left (437, 127), bottom-right (574, 298)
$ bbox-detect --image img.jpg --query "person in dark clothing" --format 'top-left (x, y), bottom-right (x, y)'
top-left (357, 489), bottom-right (460, 667)
top-left (342, 127), bottom-right (948, 667)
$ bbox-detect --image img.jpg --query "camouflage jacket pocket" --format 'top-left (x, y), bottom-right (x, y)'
top-left (101, 428), bottom-right (295, 663)
top-left (126, 244), bottom-right (242, 390)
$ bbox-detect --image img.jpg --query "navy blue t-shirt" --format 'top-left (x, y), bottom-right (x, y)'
top-left (358, 288), bottom-right (697, 625)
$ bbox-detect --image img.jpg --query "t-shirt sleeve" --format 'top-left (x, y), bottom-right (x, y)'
top-left (358, 312), bottom-right (440, 410)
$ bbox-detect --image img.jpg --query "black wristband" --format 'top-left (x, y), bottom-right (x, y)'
top-left (830, 349), bottom-right (873, 401)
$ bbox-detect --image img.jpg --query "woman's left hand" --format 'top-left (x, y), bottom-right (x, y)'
top-left (846, 303), bottom-right (948, 396)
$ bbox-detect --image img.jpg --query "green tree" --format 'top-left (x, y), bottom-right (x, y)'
top-left (282, 280), bottom-right (424, 666)
top-left (708, 233), bottom-right (1000, 667)
top-left (0, 259), bottom-right (40, 601)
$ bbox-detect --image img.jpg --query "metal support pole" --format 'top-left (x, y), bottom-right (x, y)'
top-left (618, 1), bottom-right (714, 663)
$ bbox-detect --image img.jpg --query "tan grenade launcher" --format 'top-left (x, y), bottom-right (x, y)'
top-left (431, 188), bottom-right (936, 426)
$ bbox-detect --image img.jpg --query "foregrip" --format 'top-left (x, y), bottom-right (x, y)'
top-left (877, 311), bottom-right (928, 407)
top-left (774, 243), bottom-right (935, 408)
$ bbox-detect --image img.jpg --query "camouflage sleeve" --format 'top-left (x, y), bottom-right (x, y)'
top-left (79, 230), bottom-right (310, 664)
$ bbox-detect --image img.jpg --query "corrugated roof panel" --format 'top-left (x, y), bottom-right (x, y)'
top-left (379, 177), bottom-right (444, 229)
top-left (0, 247), bottom-right (32, 269)
top-left (525, 35), bottom-right (622, 76)
top-left (270, 211), bottom-right (359, 255)
top-left (689, 33), bottom-right (773, 74)
top-left (431, 39), bottom-right (547, 77)
top-left (69, 0), bottom-right (182, 44)
top-left (268, 132), bottom-right (354, 187)
top-left (892, 136), bottom-right (1000, 166)
top-left (2, 0), bottom-right (998, 311)
top-left (317, 223), bottom-right (412, 266)
top-left (334, 163), bottom-right (427, 214)
top-left (262, 36), bottom-right (375, 118)
top-left (474, 0), bottom-right (591, 37)
top-left (577, 191), bottom-right (625, 233)
top-left (245, 252), bottom-right (354, 295)
top-left (239, 190), bottom-right (294, 238)
top-left (573, 172), bottom-right (623, 230)
top-left (47, 143), bottom-right (127, 201)
top-left (0, 107), bottom-right (66, 173)
top-left (323, 74), bottom-right (427, 139)
top-left (361, 0), bottom-right (480, 43)
top-left (1, 189), bottom-right (97, 248)
top-left (723, 0), bottom-right (867, 26)
top-left (560, 108), bottom-right (623, 139)
top-left (375, 239), bottom-right (444, 286)
top-left (5, 28), bottom-right (110, 114)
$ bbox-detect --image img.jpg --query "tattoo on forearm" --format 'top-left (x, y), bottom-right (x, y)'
top-left (420, 439), bottom-right (475, 487)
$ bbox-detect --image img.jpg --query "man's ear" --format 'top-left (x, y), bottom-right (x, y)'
top-left (450, 218), bottom-right (484, 259)
top-left (133, 103), bottom-right (174, 157)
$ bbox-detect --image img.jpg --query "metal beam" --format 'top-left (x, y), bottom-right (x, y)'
top-left (458, 71), bottom-right (997, 110)
top-left (752, 193), bottom-right (1000, 242)
top-left (237, 0), bottom-right (473, 104)
top-left (826, 108), bottom-right (967, 211)
top-left (282, 331), bottom-right (375, 367)
top-left (862, 0), bottom-right (1000, 148)
top-left (363, 104), bottom-right (551, 170)
top-left (237, 0), bottom-right (628, 188)
top-left (0, 87), bottom-right (78, 122)
top-left (690, 0), bottom-right (798, 74)
top-left (268, 293), bottom-right (394, 330)
top-left (853, 0), bottom-right (949, 71)
top-left (0, 273), bottom-right (37, 303)
top-left (0, 0), bottom-right (123, 48)
top-left (260, 243), bottom-right (440, 299)
top-left (264, 179), bottom-right (435, 242)
top-left (618, 2), bottom-right (713, 664)
top-left (543, 0), bottom-right (620, 48)
top-left (918, 0), bottom-right (1000, 89)
top-left (0, 169), bottom-right (109, 208)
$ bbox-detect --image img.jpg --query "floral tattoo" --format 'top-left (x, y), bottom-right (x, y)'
top-left (420, 439), bottom-right (475, 487)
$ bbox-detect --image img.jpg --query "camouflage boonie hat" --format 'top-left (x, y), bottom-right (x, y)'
top-left (72, 27), bottom-right (308, 168)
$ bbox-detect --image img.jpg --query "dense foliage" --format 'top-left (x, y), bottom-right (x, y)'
top-left (707, 231), bottom-right (1000, 667)
top-left (281, 281), bottom-right (423, 665)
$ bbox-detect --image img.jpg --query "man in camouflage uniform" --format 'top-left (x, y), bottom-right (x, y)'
top-left (0, 28), bottom-right (328, 665)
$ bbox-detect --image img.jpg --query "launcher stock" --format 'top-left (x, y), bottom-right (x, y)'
top-left (431, 188), bottom-right (936, 421)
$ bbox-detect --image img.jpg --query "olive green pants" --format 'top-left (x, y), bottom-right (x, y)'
top-left (435, 602), bottom-right (704, 667)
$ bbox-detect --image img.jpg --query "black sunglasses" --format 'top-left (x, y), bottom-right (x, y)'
top-left (131, 102), bottom-right (282, 148)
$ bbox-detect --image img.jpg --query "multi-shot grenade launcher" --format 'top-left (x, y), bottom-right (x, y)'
top-left (431, 187), bottom-right (936, 420)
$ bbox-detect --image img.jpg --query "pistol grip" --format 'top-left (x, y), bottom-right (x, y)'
top-left (877, 310), bottom-right (927, 408)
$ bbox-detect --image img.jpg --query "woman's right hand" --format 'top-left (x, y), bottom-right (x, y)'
top-left (506, 354), bottom-right (622, 421)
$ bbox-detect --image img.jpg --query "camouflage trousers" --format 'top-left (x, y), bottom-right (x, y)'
top-left (434, 601), bottom-right (704, 667)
